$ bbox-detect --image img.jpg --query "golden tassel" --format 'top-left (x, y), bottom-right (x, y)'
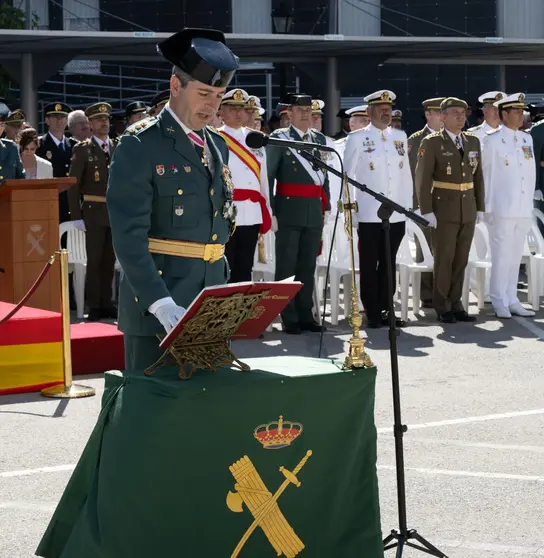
top-left (257, 234), bottom-right (267, 264)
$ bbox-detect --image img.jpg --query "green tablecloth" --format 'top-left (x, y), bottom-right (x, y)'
top-left (36, 356), bottom-right (383, 558)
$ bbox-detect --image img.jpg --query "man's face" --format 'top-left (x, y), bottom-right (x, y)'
top-left (442, 107), bottom-right (466, 131)
top-left (4, 123), bottom-right (22, 140)
top-left (349, 116), bottom-right (369, 131)
top-left (390, 120), bottom-right (402, 130)
top-left (280, 113), bottom-right (290, 128)
top-left (220, 105), bottom-right (245, 128)
top-left (502, 107), bottom-right (524, 130)
top-left (128, 112), bottom-right (146, 126)
top-left (90, 115), bottom-right (110, 137)
top-left (369, 103), bottom-right (392, 127)
top-left (70, 119), bottom-right (91, 141)
top-left (425, 109), bottom-right (442, 130)
top-left (289, 105), bottom-right (312, 131)
top-left (171, 76), bottom-right (225, 131)
top-left (311, 113), bottom-right (322, 131)
top-left (46, 115), bottom-right (68, 137)
top-left (482, 103), bottom-right (499, 122)
top-left (0, 122), bottom-right (5, 137)
top-left (253, 119), bottom-right (262, 131)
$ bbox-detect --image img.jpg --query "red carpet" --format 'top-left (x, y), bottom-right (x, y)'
top-left (71, 322), bottom-right (125, 376)
top-left (0, 302), bottom-right (125, 394)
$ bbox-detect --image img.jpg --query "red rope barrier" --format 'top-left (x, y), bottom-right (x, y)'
top-left (0, 254), bottom-right (57, 327)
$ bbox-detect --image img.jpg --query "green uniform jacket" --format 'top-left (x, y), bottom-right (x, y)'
top-left (0, 138), bottom-right (25, 180)
top-left (266, 126), bottom-right (331, 228)
top-left (107, 109), bottom-right (232, 337)
top-left (415, 129), bottom-right (485, 224)
top-left (68, 137), bottom-right (116, 227)
top-left (408, 125), bottom-right (435, 208)
top-left (530, 119), bottom-right (544, 193)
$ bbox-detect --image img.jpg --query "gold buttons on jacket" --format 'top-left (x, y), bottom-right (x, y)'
top-left (214, 210), bottom-right (218, 217)
top-left (158, 270), bottom-right (163, 276)
top-left (177, 189), bottom-right (183, 195)
top-left (134, 296), bottom-right (139, 302)
top-left (212, 233), bottom-right (218, 241)
top-left (210, 188), bottom-right (215, 196)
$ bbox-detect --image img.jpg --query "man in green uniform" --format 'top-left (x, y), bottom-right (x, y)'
top-left (408, 97), bottom-right (445, 307)
top-left (0, 101), bottom-right (25, 179)
top-left (530, 105), bottom-right (544, 226)
top-left (107, 28), bottom-right (239, 371)
top-left (266, 94), bottom-right (331, 334)
top-left (68, 102), bottom-right (117, 321)
top-left (415, 97), bottom-right (485, 323)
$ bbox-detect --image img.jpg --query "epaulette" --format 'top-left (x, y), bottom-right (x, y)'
top-left (207, 126), bottom-right (224, 140)
top-left (463, 131), bottom-right (476, 137)
top-left (127, 117), bottom-right (158, 136)
top-left (426, 131), bottom-right (442, 139)
top-left (75, 138), bottom-right (93, 149)
top-left (485, 128), bottom-right (500, 135)
top-left (271, 127), bottom-right (289, 136)
top-left (408, 129), bottom-right (424, 140)
top-left (0, 138), bottom-right (15, 147)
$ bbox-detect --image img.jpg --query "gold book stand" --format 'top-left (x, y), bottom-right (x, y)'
top-left (145, 290), bottom-right (270, 380)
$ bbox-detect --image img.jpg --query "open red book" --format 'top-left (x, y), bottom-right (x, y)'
top-left (159, 279), bottom-right (302, 349)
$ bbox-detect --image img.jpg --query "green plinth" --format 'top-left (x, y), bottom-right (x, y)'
top-left (36, 356), bottom-right (383, 558)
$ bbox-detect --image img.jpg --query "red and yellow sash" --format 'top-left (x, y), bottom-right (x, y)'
top-left (219, 130), bottom-right (261, 183)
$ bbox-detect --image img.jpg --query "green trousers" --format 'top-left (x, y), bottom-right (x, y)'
top-left (274, 224), bottom-right (322, 325)
top-left (124, 334), bottom-right (164, 372)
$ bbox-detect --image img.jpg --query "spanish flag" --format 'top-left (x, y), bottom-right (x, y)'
top-left (0, 303), bottom-right (63, 395)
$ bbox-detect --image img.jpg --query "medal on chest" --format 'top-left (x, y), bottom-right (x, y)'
top-left (94, 168), bottom-right (100, 182)
top-left (369, 162), bottom-right (375, 171)
top-left (446, 162), bottom-right (452, 176)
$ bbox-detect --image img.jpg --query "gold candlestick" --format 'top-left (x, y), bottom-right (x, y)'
top-left (339, 173), bottom-right (373, 369)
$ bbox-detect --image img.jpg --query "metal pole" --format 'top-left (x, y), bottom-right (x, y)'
top-left (499, 64), bottom-right (506, 92)
top-left (266, 72), bottom-right (273, 120)
top-left (325, 57), bottom-right (340, 136)
top-left (42, 250), bottom-right (95, 399)
top-left (25, 0), bottom-right (31, 29)
top-left (21, 54), bottom-right (38, 128)
top-left (329, 0), bottom-right (338, 34)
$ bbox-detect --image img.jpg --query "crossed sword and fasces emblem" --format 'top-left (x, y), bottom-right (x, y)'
top-left (226, 450), bottom-right (312, 558)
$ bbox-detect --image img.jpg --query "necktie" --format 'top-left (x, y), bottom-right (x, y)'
top-left (302, 133), bottom-right (309, 142)
top-left (187, 130), bottom-right (211, 178)
top-left (59, 141), bottom-right (65, 152)
top-left (455, 135), bottom-right (464, 157)
top-left (102, 142), bottom-right (110, 166)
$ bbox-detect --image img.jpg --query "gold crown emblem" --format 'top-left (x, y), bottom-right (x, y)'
top-left (393, 110), bottom-right (401, 117)
top-left (495, 93), bottom-right (503, 101)
top-left (233, 90), bottom-right (244, 102)
top-left (247, 98), bottom-right (256, 108)
top-left (312, 100), bottom-right (320, 111)
top-left (518, 93), bottom-right (525, 103)
top-left (55, 103), bottom-right (62, 112)
top-left (381, 91), bottom-right (391, 101)
top-left (99, 104), bottom-right (107, 112)
top-left (254, 416), bottom-right (303, 450)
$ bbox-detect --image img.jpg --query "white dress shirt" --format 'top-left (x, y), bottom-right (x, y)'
top-left (218, 125), bottom-right (271, 227)
top-left (344, 123), bottom-right (413, 223)
top-left (93, 135), bottom-right (109, 153)
top-left (48, 131), bottom-right (67, 149)
top-left (482, 126), bottom-right (536, 218)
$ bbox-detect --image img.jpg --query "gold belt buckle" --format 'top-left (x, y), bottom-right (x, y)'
top-left (203, 243), bottom-right (223, 263)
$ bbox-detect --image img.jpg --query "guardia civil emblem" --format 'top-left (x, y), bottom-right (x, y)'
top-left (155, 164), bottom-right (165, 176)
top-left (226, 416), bottom-right (312, 557)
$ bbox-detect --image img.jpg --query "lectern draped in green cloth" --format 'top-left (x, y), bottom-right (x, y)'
top-left (36, 356), bottom-right (383, 558)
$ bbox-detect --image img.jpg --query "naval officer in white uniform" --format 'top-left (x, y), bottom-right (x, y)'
top-left (468, 91), bottom-right (505, 143)
top-left (482, 92), bottom-right (536, 318)
top-left (344, 90), bottom-right (413, 328)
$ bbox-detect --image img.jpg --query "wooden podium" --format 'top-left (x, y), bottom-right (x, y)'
top-left (0, 178), bottom-right (76, 312)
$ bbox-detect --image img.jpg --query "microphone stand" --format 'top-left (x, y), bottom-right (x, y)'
top-left (299, 148), bottom-right (447, 558)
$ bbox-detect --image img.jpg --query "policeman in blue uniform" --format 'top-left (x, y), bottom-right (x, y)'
top-left (107, 28), bottom-right (239, 371)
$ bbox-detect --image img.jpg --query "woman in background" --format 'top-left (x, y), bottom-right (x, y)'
top-left (19, 128), bottom-right (53, 178)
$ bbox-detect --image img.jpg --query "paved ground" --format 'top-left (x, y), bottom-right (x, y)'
top-left (1, 298), bottom-right (544, 557)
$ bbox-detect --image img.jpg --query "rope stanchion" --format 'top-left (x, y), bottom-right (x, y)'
top-left (42, 249), bottom-right (95, 399)
top-left (0, 254), bottom-right (57, 327)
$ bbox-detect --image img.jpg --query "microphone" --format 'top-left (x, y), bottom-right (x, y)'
top-left (245, 130), bottom-right (336, 152)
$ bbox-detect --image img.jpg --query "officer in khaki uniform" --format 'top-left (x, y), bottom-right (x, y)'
top-left (68, 102), bottom-right (117, 321)
top-left (107, 28), bottom-right (239, 371)
top-left (408, 97), bottom-right (445, 306)
top-left (415, 97), bottom-right (485, 323)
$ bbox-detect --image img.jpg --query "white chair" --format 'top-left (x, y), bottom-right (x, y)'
top-left (59, 222), bottom-right (87, 319)
top-left (462, 223), bottom-right (492, 310)
top-left (398, 220), bottom-right (434, 321)
top-left (524, 211), bottom-right (544, 310)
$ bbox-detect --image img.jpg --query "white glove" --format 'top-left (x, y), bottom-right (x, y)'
top-left (484, 212), bottom-right (494, 225)
top-left (271, 216), bottom-right (278, 233)
top-left (324, 211), bottom-right (331, 221)
top-left (534, 190), bottom-right (544, 201)
top-left (476, 211), bottom-right (485, 224)
top-left (414, 208), bottom-right (421, 216)
top-left (73, 219), bottom-right (86, 232)
top-left (152, 302), bottom-right (186, 334)
top-left (422, 212), bottom-right (437, 228)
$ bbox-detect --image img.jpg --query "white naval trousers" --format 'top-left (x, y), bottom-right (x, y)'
top-left (489, 217), bottom-right (532, 309)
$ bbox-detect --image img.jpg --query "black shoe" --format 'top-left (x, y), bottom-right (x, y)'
top-left (454, 310), bottom-right (476, 322)
top-left (381, 311), bottom-right (407, 328)
top-left (282, 324), bottom-right (301, 334)
top-left (86, 309), bottom-right (102, 322)
top-left (299, 321), bottom-right (326, 333)
top-left (100, 307), bottom-right (118, 320)
top-left (438, 311), bottom-right (456, 323)
top-left (366, 319), bottom-right (383, 329)
top-left (422, 299), bottom-right (434, 309)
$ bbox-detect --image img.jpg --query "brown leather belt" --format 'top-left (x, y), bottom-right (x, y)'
top-left (83, 194), bottom-right (107, 202)
top-left (148, 238), bottom-right (225, 263)
top-left (432, 181), bottom-right (473, 192)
